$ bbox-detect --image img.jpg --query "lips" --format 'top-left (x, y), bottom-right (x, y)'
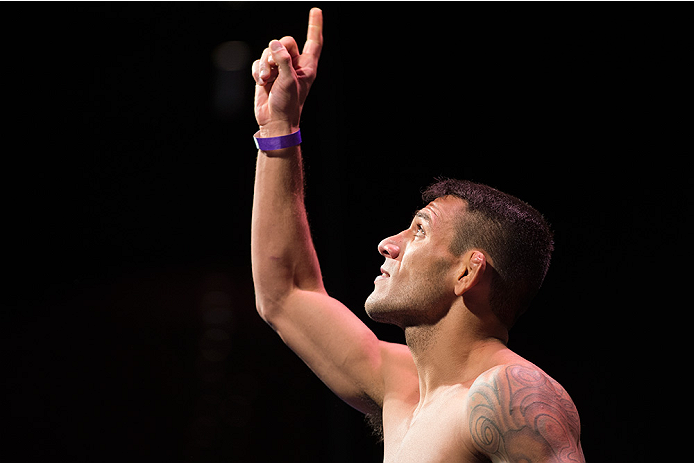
top-left (375, 267), bottom-right (390, 283)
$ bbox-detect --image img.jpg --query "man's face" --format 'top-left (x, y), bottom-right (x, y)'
top-left (365, 196), bottom-right (465, 328)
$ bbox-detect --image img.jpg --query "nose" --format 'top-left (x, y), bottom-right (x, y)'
top-left (377, 236), bottom-right (400, 259)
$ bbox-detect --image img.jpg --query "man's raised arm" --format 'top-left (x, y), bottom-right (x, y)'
top-left (249, 9), bottom-right (413, 415)
top-left (251, 8), bottom-right (324, 306)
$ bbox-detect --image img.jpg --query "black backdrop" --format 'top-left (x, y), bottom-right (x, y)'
top-left (3, 2), bottom-right (687, 462)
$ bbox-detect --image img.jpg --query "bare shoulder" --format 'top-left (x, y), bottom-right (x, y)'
top-left (466, 363), bottom-right (585, 463)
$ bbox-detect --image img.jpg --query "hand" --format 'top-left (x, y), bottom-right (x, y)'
top-left (252, 8), bottom-right (323, 137)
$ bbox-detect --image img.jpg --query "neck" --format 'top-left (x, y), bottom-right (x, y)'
top-left (404, 304), bottom-right (509, 404)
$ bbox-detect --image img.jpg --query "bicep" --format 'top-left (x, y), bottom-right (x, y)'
top-left (266, 288), bottom-right (387, 414)
top-left (466, 364), bottom-right (584, 463)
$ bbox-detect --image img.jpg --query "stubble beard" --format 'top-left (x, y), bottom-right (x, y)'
top-left (364, 266), bottom-right (452, 329)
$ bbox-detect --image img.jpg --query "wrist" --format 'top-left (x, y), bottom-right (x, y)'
top-left (254, 129), bottom-right (301, 152)
top-left (258, 121), bottom-right (299, 138)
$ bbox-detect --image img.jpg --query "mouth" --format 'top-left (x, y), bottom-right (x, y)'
top-left (374, 267), bottom-right (390, 283)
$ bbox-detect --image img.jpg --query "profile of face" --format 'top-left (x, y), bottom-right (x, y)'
top-left (365, 196), bottom-right (466, 328)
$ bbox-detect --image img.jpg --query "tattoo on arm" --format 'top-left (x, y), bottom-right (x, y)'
top-left (468, 365), bottom-right (584, 463)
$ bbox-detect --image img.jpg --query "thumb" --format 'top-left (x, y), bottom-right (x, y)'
top-left (269, 40), bottom-right (295, 78)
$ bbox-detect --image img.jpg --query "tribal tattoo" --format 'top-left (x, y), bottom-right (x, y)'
top-left (467, 364), bottom-right (584, 463)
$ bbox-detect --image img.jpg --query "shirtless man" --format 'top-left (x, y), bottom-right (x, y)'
top-left (251, 8), bottom-right (584, 462)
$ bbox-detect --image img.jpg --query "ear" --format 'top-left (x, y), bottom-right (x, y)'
top-left (454, 250), bottom-right (486, 297)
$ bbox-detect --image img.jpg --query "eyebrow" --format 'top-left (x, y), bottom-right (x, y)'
top-left (414, 210), bottom-right (432, 223)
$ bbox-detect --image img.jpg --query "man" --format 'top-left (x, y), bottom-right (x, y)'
top-left (251, 8), bottom-right (584, 462)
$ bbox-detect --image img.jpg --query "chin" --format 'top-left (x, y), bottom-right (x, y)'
top-left (364, 290), bottom-right (410, 328)
top-left (365, 291), bottom-right (395, 323)
top-left (365, 282), bottom-right (452, 328)
top-left (364, 291), bottom-right (383, 319)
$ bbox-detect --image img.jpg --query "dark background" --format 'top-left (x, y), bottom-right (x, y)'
top-left (3, 2), bottom-right (688, 462)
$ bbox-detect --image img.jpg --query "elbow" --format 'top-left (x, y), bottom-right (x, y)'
top-left (252, 261), bottom-right (295, 325)
top-left (252, 270), bottom-right (290, 325)
top-left (254, 293), bottom-right (284, 328)
top-left (255, 297), bottom-right (271, 323)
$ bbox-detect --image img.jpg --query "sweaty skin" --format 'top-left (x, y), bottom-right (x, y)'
top-left (250, 9), bottom-right (584, 462)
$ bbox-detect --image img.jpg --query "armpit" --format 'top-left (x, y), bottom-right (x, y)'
top-left (365, 409), bottom-right (384, 443)
top-left (467, 364), bottom-right (584, 463)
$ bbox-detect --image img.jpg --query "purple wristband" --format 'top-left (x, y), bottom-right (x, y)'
top-left (254, 129), bottom-right (302, 151)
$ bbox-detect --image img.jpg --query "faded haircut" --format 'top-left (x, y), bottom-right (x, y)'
top-left (422, 179), bottom-right (554, 328)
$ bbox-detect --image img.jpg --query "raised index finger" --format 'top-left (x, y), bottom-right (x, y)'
top-left (302, 7), bottom-right (323, 59)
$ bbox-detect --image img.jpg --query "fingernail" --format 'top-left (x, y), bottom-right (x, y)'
top-left (270, 40), bottom-right (283, 52)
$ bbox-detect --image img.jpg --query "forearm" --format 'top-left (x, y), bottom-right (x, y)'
top-left (250, 9), bottom-right (324, 315)
top-left (251, 140), bottom-right (388, 415)
top-left (251, 142), bottom-right (323, 315)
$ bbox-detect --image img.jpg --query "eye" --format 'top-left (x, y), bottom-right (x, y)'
top-left (414, 223), bottom-right (425, 237)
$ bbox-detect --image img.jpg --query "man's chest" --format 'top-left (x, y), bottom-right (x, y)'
top-left (381, 388), bottom-right (485, 463)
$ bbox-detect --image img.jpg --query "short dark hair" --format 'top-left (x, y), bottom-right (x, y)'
top-left (422, 179), bottom-right (553, 328)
